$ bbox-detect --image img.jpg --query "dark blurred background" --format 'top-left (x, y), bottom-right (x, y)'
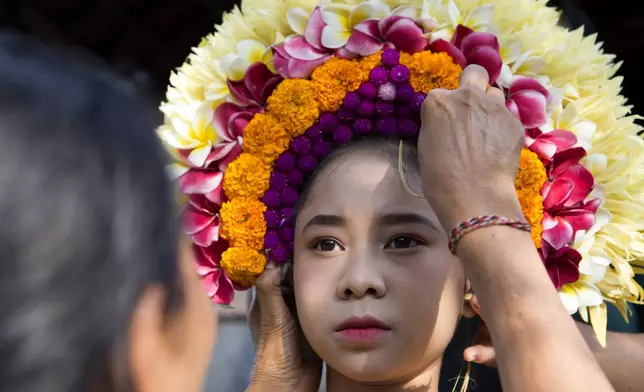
top-left (0, 0), bottom-right (642, 117)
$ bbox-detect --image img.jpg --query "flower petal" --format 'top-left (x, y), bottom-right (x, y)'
top-left (560, 209), bottom-right (595, 232)
top-left (182, 203), bottom-right (215, 236)
top-left (464, 5), bottom-right (494, 28)
top-left (446, 0), bottom-right (461, 27)
top-left (546, 247), bottom-right (582, 288)
top-left (350, 0), bottom-right (391, 26)
top-left (284, 35), bottom-right (329, 60)
top-left (510, 90), bottom-right (548, 128)
top-left (321, 8), bottom-right (350, 30)
top-left (550, 147), bottom-right (587, 177)
top-left (220, 54), bottom-right (247, 82)
top-left (543, 217), bottom-right (574, 250)
top-left (167, 163), bottom-right (190, 179)
top-left (576, 282), bottom-right (603, 307)
top-left (571, 120), bottom-right (597, 151)
top-left (237, 40), bottom-right (268, 65)
top-left (227, 80), bottom-right (255, 107)
top-left (178, 169), bottom-right (223, 196)
top-left (213, 103), bottom-right (243, 140)
top-left (460, 32), bottom-right (500, 54)
top-left (382, 18), bottom-right (427, 54)
top-left (346, 29), bottom-right (385, 56)
top-left (543, 178), bottom-right (574, 210)
top-left (431, 39), bottom-right (466, 68)
top-left (305, 8), bottom-right (327, 50)
top-left (559, 287), bottom-right (581, 314)
top-left (244, 62), bottom-right (279, 104)
top-left (212, 270), bottom-right (236, 305)
top-left (509, 76), bottom-right (551, 99)
top-left (465, 45), bottom-right (502, 84)
top-left (451, 24), bottom-right (474, 47)
top-left (321, 26), bottom-right (351, 49)
top-left (557, 164), bottom-right (595, 206)
top-left (191, 216), bottom-right (220, 247)
top-left (188, 144), bottom-right (212, 167)
top-left (287, 8), bottom-right (310, 36)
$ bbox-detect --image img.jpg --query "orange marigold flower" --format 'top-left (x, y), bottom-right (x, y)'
top-left (312, 58), bottom-right (364, 112)
top-left (220, 247), bottom-right (266, 287)
top-left (220, 198), bottom-right (267, 250)
top-left (400, 51), bottom-right (462, 93)
top-left (517, 189), bottom-right (545, 248)
top-left (267, 79), bottom-right (319, 137)
top-left (243, 113), bottom-right (290, 164)
top-left (222, 153), bottom-right (270, 199)
top-left (515, 149), bottom-right (547, 248)
top-left (515, 149), bottom-right (547, 192)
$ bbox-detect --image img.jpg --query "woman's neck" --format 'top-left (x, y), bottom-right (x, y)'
top-left (325, 359), bottom-right (442, 392)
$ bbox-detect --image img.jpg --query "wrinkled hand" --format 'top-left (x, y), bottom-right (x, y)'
top-left (247, 262), bottom-right (322, 392)
top-left (417, 64), bottom-right (525, 231)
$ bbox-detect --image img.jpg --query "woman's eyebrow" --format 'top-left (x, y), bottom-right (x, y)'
top-left (302, 214), bottom-right (346, 232)
top-left (377, 213), bottom-right (439, 232)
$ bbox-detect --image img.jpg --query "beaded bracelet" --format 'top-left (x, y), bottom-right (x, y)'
top-left (448, 215), bottom-right (531, 255)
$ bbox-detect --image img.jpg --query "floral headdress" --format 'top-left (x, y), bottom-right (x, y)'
top-left (158, 0), bottom-right (644, 345)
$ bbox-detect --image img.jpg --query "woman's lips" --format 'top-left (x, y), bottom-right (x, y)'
top-left (334, 316), bottom-right (391, 344)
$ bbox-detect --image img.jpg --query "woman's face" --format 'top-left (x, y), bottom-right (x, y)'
top-left (293, 152), bottom-right (464, 383)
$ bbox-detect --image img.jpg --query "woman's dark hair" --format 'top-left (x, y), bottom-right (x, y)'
top-left (0, 32), bottom-right (181, 392)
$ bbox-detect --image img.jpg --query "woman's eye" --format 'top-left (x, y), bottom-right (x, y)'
top-left (312, 239), bottom-right (345, 252)
top-left (386, 236), bottom-right (421, 249)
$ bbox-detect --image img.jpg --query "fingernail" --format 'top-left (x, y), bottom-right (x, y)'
top-left (265, 261), bottom-right (277, 270)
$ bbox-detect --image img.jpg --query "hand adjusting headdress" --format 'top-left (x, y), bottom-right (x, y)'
top-left (158, 0), bottom-right (644, 345)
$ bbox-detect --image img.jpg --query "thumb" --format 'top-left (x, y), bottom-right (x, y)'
top-left (255, 261), bottom-right (283, 298)
top-left (464, 345), bottom-right (497, 367)
top-left (249, 262), bottom-right (289, 345)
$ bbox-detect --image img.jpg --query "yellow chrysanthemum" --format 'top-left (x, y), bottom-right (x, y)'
top-left (242, 113), bottom-right (291, 163)
top-left (311, 58), bottom-right (366, 112)
top-left (222, 154), bottom-right (271, 199)
top-left (220, 198), bottom-right (267, 250)
top-left (400, 51), bottom-right (462, 93)
top-left (515, 149), bottom-right (547, 248)
top-left (267, 79), bottom-right (320, 136)
top-left (220, 247), bottom-right (267, 287)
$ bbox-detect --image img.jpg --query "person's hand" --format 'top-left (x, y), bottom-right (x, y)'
top-left (462, 294), bottom-right (497, 367)
top-left (246, 262), bottom-right (322, 392)
top-left (417, 64), bottom-right (525, 231)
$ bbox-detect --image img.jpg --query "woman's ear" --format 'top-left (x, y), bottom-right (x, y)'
top-left (462, 280), bottom-right (479, 319)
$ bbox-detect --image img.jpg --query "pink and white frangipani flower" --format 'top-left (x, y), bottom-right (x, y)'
top-left (183, 196), bottom-right (222, 248)
top-left (431, 25), bottom-right (502, 84)
top-left (204, 102), bottom-right (259, 172)
top-left (274, 3), bottom-right (427, 78)
top-left (273, 7), bottom-right (332, 78)
top-left (157, 104), bottom-right (217, 168)
top-left (542, 244), bottom-right (582, 290)
top-left (540, 148), bottom-right (596, 250)
top-left (227, 62), bottom-right (282, 107)
top-left (194, 243), bottom-right (235, 304)
top-left (525, 128), bottom-right (578, 162)
top-left (505, 75), bottom-right (552, 129)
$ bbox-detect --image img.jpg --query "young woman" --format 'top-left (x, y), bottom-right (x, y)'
top-left (160, 0), bottom-right (643, 390)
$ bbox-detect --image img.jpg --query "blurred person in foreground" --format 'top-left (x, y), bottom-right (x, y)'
top-left (0, 31), bottom-right (284, 392)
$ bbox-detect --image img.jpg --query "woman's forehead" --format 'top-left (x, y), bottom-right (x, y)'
top-left (298, 154), bottom-right (431, 222)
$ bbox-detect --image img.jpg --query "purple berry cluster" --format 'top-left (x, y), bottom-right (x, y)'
top-left (262, 49), bottom-right (427, 263)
